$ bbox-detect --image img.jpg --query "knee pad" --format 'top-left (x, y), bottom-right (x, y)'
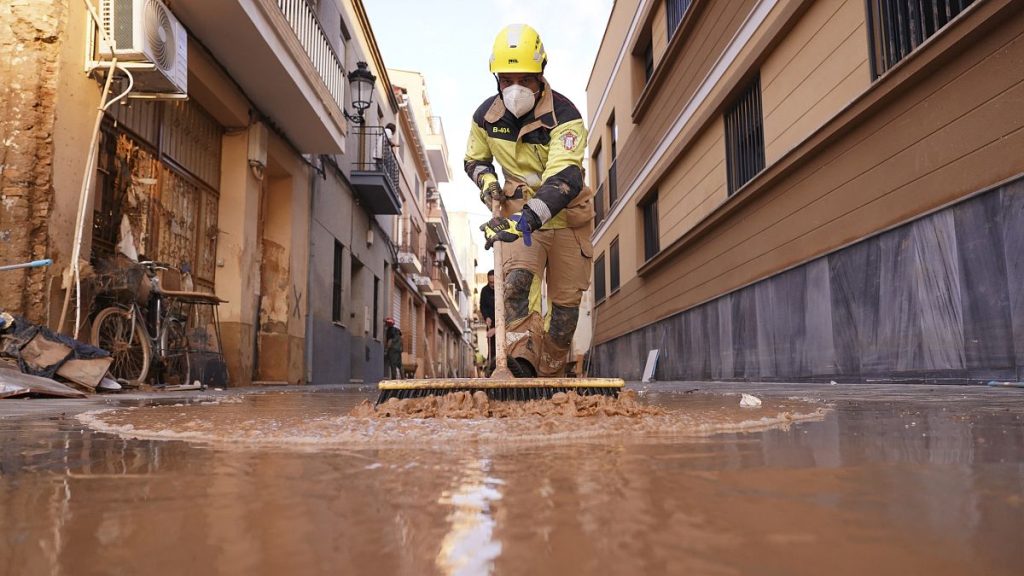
top-left (548, 304), bottom-right (580, 349)
top-left (504, 268), bottom-right (534, 321)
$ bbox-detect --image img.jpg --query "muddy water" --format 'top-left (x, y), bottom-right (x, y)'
top-left (1, 385), bottom-right (1022, 576)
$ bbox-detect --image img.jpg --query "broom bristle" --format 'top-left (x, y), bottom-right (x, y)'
top-left (374, 379), bottom-right (623, 405)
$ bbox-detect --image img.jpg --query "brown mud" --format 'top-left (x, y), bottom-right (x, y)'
top-left (76, 390), bottom-right (827, 449)
top-left (351, 389), bottom-right (665, 419)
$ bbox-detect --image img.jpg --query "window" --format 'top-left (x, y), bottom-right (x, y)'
top-left (667, 0), bottom-right (693, 39)
top-left (610, 237), bottom-right (621, 293)
top-left (867, 0), bottom-right (975, 78)
top-left (593, 143), bottom-right (606, 226)
top-left (594, 253), bottom-right (607, 303)
top-left (337, 13), bottom-right (349, 66)
top-left (643, 41), bottom-right (655, 84)
top-left (725, 75), bottom-right (765, 195)
top-left (339, 14), bottom-right (351, 41)
top-left (373, 275), bottom-right (381, 339)
top-left (332, 240), bottom-right (344, 323)
top-left (641, 193), bottom-right (660, 261)
top-left (607, 114), bottom-right (619, 207)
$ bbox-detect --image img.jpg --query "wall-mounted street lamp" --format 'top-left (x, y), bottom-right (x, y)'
top-left (434, 242), bottom-right (448, 266)
top-left (345, 61), bottom-right (376, 124)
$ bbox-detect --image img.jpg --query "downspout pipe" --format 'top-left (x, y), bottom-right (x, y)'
top-left (304, 155), bottom-right (321, 384)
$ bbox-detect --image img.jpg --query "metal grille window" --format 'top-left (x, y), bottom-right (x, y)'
top-left (610, 237), bottom-right (621, 293)
top-left (595, 181), bottom-right (607, 227)
top-left (162, 100), bottom-right (223, 189)
top-left (867, 0), bottom-right (976, 77)
top-left (725, 75), bottom-right (765, 195)
top-left (594, 253), bottom-right (607, 303)
top-left (667, 0), bottom-right (693, 38)
top-left (332, 240), bottom-right (344, 323)
top-left (642, 193), bottom-right (660, 262)
top-left (373, 276), bottom-right (380, 339)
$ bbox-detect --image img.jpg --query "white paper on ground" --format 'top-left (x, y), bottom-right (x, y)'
top-left (739, 393), bottom-right (762, 408)
top-left (642, 349), bottom-right (660, 383)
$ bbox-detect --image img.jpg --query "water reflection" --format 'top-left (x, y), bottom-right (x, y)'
top-left (435, 458), bottom-right (503, 576)
top-left (0, 387), bottom-right (1021, 575)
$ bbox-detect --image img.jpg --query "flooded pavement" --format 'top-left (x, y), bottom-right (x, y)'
top-left (1, 383), bottom-right (1022, 576)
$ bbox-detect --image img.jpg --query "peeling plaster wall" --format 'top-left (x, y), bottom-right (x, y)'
top-left (254, 134), bottom-right (309, 384)
top-left (0, 1), bottom-right (68, 321)
top-left (50, 0), bottom-right (103, 293)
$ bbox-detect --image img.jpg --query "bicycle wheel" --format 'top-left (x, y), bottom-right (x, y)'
top-left (161, 318), bottom-right (191, 386)
top-left (91, 307), bottom-right (151, 386)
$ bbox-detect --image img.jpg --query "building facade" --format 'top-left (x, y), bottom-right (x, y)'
top-left (389, 69), bottom-right (473, 378)
top-left (0, 0), bottom-right (403, 386)
top-left (587, 0), bottom-right (1024, 383)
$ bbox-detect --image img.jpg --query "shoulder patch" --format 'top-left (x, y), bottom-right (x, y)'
top-left (560, 130), bottom-right (580, 151)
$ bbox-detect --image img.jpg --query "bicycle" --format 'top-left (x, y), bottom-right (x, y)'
top-left (90, 261), bottom-right (191, 387)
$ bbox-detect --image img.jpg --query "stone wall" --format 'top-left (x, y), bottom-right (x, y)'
top-left (0, 1), bottom-right (67, 321)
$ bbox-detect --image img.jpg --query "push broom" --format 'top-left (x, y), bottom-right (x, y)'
top-left (376, 198), bottom-right (624, 403)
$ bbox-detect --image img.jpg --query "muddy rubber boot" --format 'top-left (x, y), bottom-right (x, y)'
top-left (507, 357), bottom-right (537, 378)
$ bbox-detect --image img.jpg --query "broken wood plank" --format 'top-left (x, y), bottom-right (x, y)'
top-left (19, 332), bottom-right (72, 374)
top-left (57, 357), bottom-right (113, 391)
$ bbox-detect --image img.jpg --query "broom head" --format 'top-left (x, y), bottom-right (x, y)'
top-left (376, 377), bottom-right (625, 404)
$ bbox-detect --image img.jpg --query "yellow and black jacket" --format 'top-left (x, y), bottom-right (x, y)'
top-left (464, 83), bottom-right (592, 230)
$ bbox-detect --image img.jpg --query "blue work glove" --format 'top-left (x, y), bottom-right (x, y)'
top-left (480, 212), bottom-right (534, 250)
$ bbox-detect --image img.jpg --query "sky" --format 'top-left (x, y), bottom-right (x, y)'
top-left (363, 0), bottom-right (615, 271)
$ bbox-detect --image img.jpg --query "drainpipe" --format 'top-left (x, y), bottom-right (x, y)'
top-left (305, 155), bottom-right (319, 385)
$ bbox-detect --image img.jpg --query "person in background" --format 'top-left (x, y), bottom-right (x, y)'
top-left (479, 270), bottom-right (496, 376)
top-left (384, 317), bottom-right (403, 380)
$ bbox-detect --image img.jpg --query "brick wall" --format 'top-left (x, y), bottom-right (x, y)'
top-left (0, 1), bottom-right (66, 321)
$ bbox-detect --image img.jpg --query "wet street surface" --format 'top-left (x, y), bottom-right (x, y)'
top-left (1, 383), bottom-right (1022, 576)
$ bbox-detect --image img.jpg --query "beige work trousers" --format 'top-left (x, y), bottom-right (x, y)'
top-left (501, 226), bottom-right (593, 377)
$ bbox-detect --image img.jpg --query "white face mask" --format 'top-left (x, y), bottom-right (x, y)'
top-left (502, 84), bottom-right (537, 118)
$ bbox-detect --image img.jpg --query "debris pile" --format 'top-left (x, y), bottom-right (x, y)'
top-left (0, 313), bottom-right (115, 399)
top-left (350, 389), bottom-right (665, 419)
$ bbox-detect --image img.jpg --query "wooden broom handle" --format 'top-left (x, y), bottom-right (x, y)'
top-left (490, 197), bottom-right (512, 379)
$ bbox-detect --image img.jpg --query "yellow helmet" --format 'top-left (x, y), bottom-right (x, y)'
top-left (489, 24), bottom-right (547, 74)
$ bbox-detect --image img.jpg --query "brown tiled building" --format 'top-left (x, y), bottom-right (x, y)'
top-left (587, 0), bottom-right (1024, 383)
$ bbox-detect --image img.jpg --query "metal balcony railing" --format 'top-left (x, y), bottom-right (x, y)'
top-left (398, 218), bottom-right (418, 254)
top-left (426, 192), bottom-right (450, 231)
top-left (352, 125), bottom-right (400, 191)
top-left (595, 181), bottom-right (606, 227)
top-left (430, 261), bottom-right (451, 286)
top-left (427, 116), bottom-right (445, 137)
top-left (275, 0), bottom-right (346, 111)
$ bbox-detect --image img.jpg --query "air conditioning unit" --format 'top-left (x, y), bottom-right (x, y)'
top-left (98, 0), bottom-right (188, 95)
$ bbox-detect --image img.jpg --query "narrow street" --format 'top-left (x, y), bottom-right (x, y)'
top-left (3, 0), bottom-right (1024, 574)
top-left (1, 383), bottom-right (1022, 575)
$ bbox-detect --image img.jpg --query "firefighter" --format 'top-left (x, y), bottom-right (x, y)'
top-left (466, 23), bottom-right (595, 378)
